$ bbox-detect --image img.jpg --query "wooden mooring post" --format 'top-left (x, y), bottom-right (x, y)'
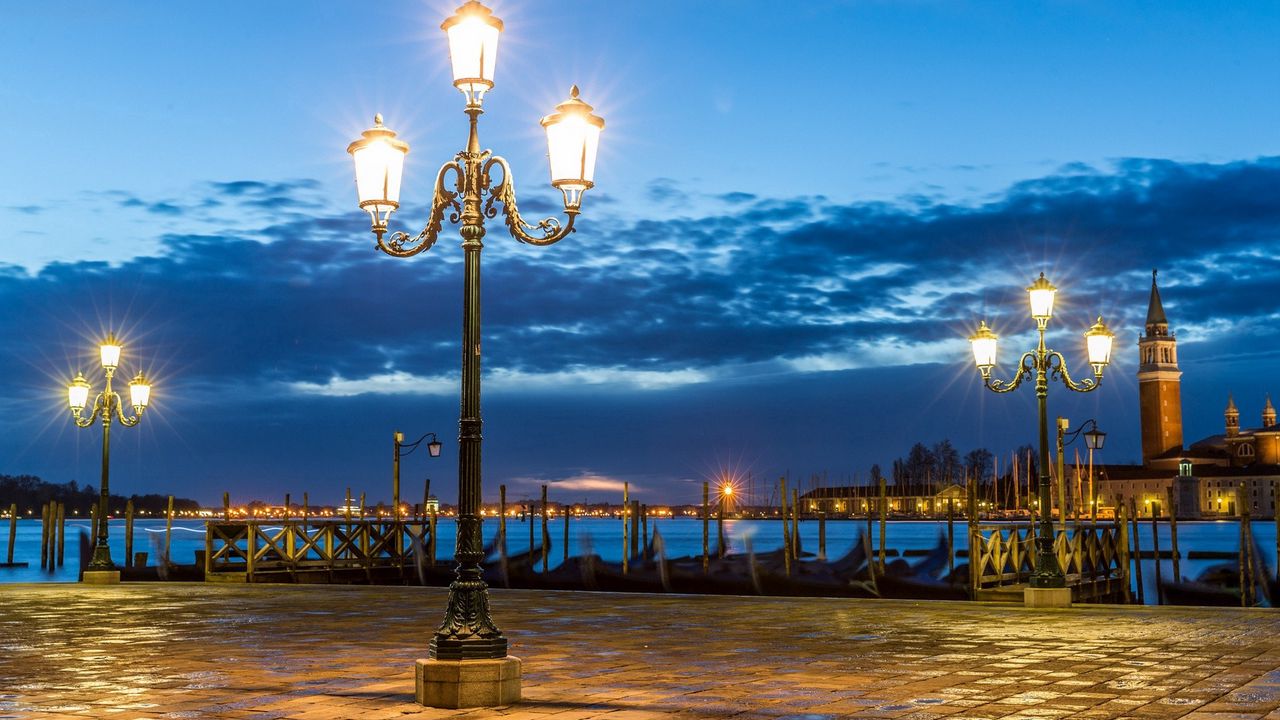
top-left (498, 484), bottom-right (506, 552)
top-left (223, 492), bottom-right (230, 521)
top-left (1274, 479), bottom-right (1280, 584)
top-left (878, 476), bottom-right (887, 573)
top-left (1150, 510), bottom-right (1163, 604)
top-left (788, 484), bottom-right (798, 558)
top-left (55, 502), bottom-right (65, 568)
top-left (1129, 497), bottom-right (1144, 604)
top-left (563, 498), bottom-right (570, 563)
top-left (630, 499), bottom-right (640, 561)
top-left (780, 477), bottom-right (790, 576)
top-left (1169, 493), bottom-right (1181, 583)
top-left (1117, 497), bottom-right (1131, 603)
top-left (818, 511), bottom-right (826, 561)
top-left (302, 492), bottom-right (309, 530)
top-left (947, 499), bottom-right (955, 578)
top-left (701, 481), bottom-right (709, 573)
top-left (716, 493), bottom-right (725, 558)
top-left (164, 495), bottom-right (175, 567)
top-left (622, 482), bottom-right (630, 575)
top-left (283, 493), bottom-right (290, 522)
top-left (640, 504), bottom-right (648, 556)
top-left (39, 504), bottom-right (49, 569)
top-left (541, 484), bottom-right (549, 573)
top-left (6, 503), bottom-right (18, 565)
top-left (124, 499), bottom-right (134, 568)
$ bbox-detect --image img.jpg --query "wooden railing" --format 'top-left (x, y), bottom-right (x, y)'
top-left (968, 522), bottom-right (1128, 599)
top-left (205, 520), bottom-right (430, 579)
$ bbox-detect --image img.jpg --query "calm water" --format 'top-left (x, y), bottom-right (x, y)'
top-left (1, 516), bottom-right (1272, 604)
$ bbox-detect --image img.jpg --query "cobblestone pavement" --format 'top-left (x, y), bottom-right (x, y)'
top-left (2, 584), bottom-right (1280, 720)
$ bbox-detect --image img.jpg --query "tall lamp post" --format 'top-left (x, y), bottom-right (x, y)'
top-left (394, 431), bottom-right (443, 521)
top-left (968, 274), bottom-right (1114, 594)
top-left (67, 334), bottom-right (151, 584)
top-left (345, 1), bottom-right (604, 707)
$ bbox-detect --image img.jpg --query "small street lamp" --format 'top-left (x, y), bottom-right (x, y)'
top-left (67, 333), bottom-right (151, 583)
top-left (1060, 419), bottom-right (1106, 522)
top-left (968, 273), bottom-right (1114, 591)
top-left (394, 431), bottom-right (442, 521)
top-left (345, 0), bottom-right (604, 707)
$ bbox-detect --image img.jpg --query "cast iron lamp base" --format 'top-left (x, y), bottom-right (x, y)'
top-left (416, 656), bottom-right (521, 708)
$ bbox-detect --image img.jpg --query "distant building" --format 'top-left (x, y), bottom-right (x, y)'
top-left (1096, 270), bottom-right (1280, 518)
top-left (801, 483), bottom-right (968, 516)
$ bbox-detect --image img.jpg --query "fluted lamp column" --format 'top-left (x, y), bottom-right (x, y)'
top-left (67, 333), bottom-right (152, 584)
top-left (345, 0), bottom-right (604, 709)
top-left (968, 274), bottom-right (1113, 608)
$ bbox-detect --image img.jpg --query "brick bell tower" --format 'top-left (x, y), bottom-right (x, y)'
top-left (1138, 269), bottom-right (1184, 465)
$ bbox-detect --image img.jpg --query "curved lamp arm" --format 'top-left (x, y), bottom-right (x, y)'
top-left (482, 156), bottom-right (577, 246)
top-left (983, 352), bottom-right (1036, 394)
top-left (376, 160), bottom-right (464, 258)
top-left (399, 431), bottom-right (439, 457)
top-left (1063, 418), bottom-right (1101, 446)
top-left (115, 392), bottom-right (144, 427)
top-left (1048, 351), bottom-right (1099, 393)
top-left (72, 393), bottom-right (105, 428)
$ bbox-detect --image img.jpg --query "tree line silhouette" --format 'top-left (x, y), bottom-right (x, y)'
top-left (0, 474), bottom-right (199, 516)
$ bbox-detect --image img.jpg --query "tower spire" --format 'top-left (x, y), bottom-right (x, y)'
top-left (1145, 268), bottom-right (1168, 334)
top-left (1265, 394), bottom-right (1276, 429)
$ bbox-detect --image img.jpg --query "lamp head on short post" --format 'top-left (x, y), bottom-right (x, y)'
top-left (541, 86), bottom-right (605, 213)
top-left (1026, 273), bottom-right (1057, 329)
top-left (1084, 426), bottom-right (1106, 451)
top-left (1084, 316), bottom-right (1115, 376)
top-left (441, 0), bottom-right (503, 108)
top-left (68, 372), bottom-right (90, 415)
top-left (968, 321), bottom-right (998, 379)
top-left (347, 115), bottom-right (410, 240)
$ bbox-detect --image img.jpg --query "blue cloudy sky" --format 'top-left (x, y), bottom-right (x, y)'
top-left (1, 1), bottom-right (1278, 507)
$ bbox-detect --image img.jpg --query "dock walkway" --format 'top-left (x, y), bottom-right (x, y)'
top-left (3, 584), bottom-right (1280, 719)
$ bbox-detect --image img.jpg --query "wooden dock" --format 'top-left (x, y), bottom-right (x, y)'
top-left (969, 521), bottom-right (1129, 603)
top-left (205, 520), bottom-right (432, 584)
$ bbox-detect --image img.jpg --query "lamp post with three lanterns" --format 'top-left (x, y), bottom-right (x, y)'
top-left (345, 0), bottom-right (604, 707)
top-left (67, 334), bottom-right (151, 583)
top-left (968, 274), bottom-right (1114, 596)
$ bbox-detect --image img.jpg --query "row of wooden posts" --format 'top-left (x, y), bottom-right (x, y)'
top-left (5, 497), bottom-right (178, 571)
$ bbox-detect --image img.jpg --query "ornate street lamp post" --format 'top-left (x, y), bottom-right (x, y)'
top-left (66, 334), bottom-right (151, 584)
top-left (968, 274), bottom-right (1114, 592)
top-left (346, 1), bottom-right (604, 708)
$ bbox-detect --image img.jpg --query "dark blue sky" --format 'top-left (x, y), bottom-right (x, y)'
top-left (1, 2), bottom-right (1278, 506)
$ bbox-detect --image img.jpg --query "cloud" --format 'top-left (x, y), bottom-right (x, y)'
top-left (3, 156), bottom-right (1279, 414)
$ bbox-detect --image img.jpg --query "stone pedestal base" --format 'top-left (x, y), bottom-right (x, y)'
top-left (416, 656), bottom-right (521, 708)
top-left (81, 570), bottom-right (121, 585)
top-left (1024, 587), bottom-right (1071, 608)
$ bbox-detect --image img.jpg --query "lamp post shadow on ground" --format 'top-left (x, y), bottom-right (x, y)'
top-left (66, 333), bottom-right (151, 585)
top-left (968, 274), bottom-right (1114, 608)
top-left (345, 0), bottom-right (605, 709)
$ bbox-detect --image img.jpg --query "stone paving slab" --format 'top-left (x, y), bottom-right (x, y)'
top-left (1, 584), bottom-right (1280, 719)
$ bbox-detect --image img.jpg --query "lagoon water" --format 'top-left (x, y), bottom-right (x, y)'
top-left (1, 516), bottom-right (1271, 605)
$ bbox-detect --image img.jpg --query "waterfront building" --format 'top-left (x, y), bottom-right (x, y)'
top-left (800, 483), bottom-right (967, 516)
top-left (1095, 271), bottom-right (1280, 518)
